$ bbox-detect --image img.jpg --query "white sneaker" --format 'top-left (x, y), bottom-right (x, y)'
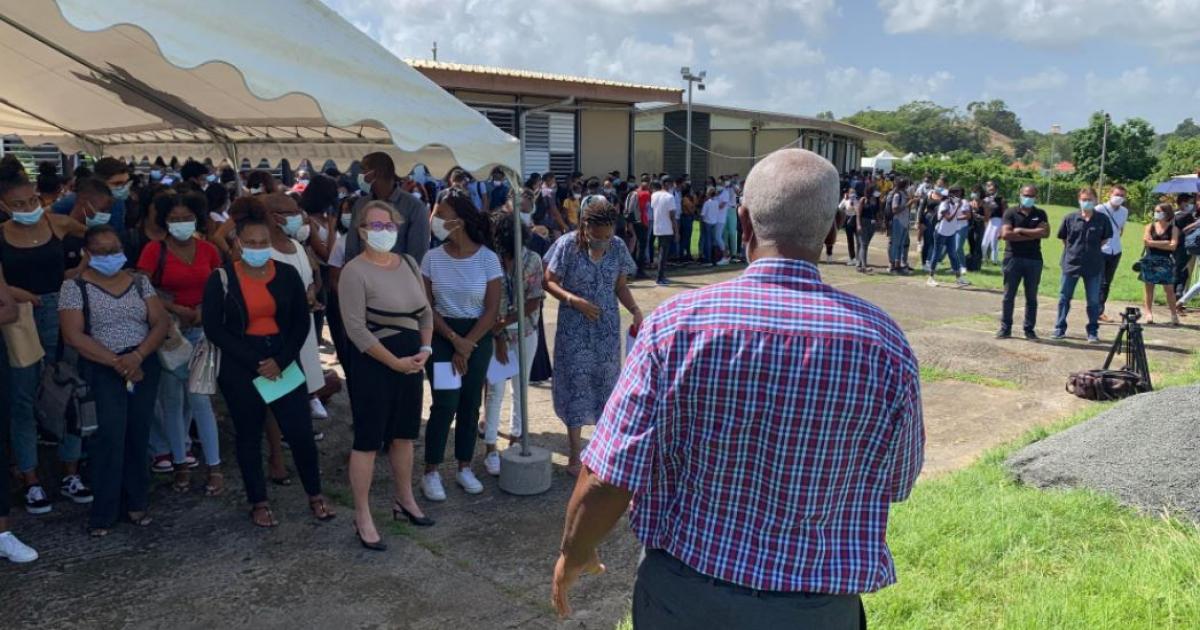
top-left (0, 532), bottom-right (37, 564)
top-left (824, 252), bottom-right (833, 263)
top-left (956, 276), bottom-right (971, 287)
top-left (456, 468), bottom-right (484, 494)
top-left (926, 277), bottom-right (938, 287)
top-left (309, 398), bottom-right (329, 420)
top-left (716, 257), bottom-right (730, 267)
top-left (847, 258), bottom-right (857, 266)
top-left (421, 472), bottom-right (446, 502)
top-left (484, 451), bottom-right (501, 477)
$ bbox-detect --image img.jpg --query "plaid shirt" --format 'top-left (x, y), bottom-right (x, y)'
top-left (582, 258), bottom-right (924, 594)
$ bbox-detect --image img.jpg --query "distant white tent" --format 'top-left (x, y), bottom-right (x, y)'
top-left (860, 150), bottom-right (897, 172)
top-left (901, 152), bottom-right (916, 162)
top-left (0, 0), bottom-right (521, 176)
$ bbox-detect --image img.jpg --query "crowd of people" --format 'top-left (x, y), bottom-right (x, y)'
top-left (0, 147), bottom-right (748, 561)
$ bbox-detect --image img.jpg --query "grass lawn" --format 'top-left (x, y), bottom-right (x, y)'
top-left (615, 359), bottom-right (1200, 630)
top-left (940, 204), bottom-right (1155, 304)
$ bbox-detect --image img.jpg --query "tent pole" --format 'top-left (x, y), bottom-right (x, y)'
top-left (504, 166), bottom-right (531, 458)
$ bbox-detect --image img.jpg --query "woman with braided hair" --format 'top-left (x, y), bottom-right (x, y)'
top-left (544, 196), bottom-right (643, 475)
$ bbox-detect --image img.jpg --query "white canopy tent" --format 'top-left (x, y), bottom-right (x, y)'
top-left (860, 150), bottom-right (897, 172)
top-left (0, 0), bottom-right (521, 176)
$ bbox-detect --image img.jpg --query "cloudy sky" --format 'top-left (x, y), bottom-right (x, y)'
top-left (323, 0), bottom-right (1198, 134)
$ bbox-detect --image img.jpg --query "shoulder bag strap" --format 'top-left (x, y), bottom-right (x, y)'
top-left (75, 278), bottom-right (91, 337)
top-left (152, 240), bottom-right (168, 287)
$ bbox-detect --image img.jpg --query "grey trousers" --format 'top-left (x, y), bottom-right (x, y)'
top-left (632, 549), bottom-right (866, 630)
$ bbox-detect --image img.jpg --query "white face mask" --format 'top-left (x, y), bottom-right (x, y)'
top-left (431, 216), bottom-right (452, 241)
top-left (365, 229), bottom-right (398, 253)
top-left (1109, 195), bottom-right (1125, 207)
top-left (1155, 211), bottom-right (1167, 222)
top-left (520, 211), bottom-right (533, 226)
top-left (340, 213), bottom-right (353, 229)
top-left (296, 224), bottom-right (311, 242)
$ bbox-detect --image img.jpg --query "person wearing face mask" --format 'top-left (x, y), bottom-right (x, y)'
top-left (996, 185), bottom-right (1050, 339)
top-left (65, 178), bottom-right (115, 273)
top-left (0, 160), bottom-right (92, 515)
top-left (324, 195), bottom-right (360, 375)
top-left (180, 160), bottom-right (211, 191)
top-left (1052, 188), bottom-right (1113, 343)
top-left (346, 152), bottom-right (430, 264)
top-left (136, 191), bottom-right (224, 493)
top-left (926, 187), bottom-right (970, 287)
top-left (202, 206), bottom-right (335, 527)
top-left (544, 198), bottom-right (642, 476)
top-left (1173, 194), bottom-right (1200, 309)
top-left (59, 224), bottom-right (169, 536)
top-left (562, 184), bottom-right (583, 231)
top-left (1137, 203), bottom-right (1182, 326)
top-left (419, 189), bottom-right (502, 500)
top-left (339, 202), bottom-right (435, 550)
top-left (92, 158), bottom-right (132, 237)
top-left (1094, 186), bottom-right (1130, 323)
top-left (264, 194), bottom-right (329, 421)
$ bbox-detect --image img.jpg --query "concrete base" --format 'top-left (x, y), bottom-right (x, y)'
top-left (498, 445), bottom-right (553, 495)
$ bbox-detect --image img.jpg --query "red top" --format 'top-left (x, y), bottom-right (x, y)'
top-left (136, 239), bottom-right (221, 308)
top-left (235, 261), bottom-right (279, 336)
top-left (636, 189), bottom-right (651, 226)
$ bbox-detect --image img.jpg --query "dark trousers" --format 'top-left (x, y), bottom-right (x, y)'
top-left (218, 336), bottom-right (322, 504)
top-left (1001, 258), bottom-right (1043, 334)
top-left (1098, 253), bottom-right (1121, 315)
top-left (920, 217), bottom-right (937, 266)
top-left (633, 550), bottom-right (866, 630)
top-left (425, 318), bottom-right (492, 465)
top-left (326, 291), bottom-right (353, 383)
top-left (679, 215), bottom-right (694, 258)
top-left (966, 220), bottom-right (984, 271)
top-left (0, 335), bottom-right (9, 518)
top-left (843, 221), bottom-right (858, 260)
top-left (1174, 252), bottom-right (1192, 298)
top-left (857, 223), bottom-right (875, 269)
top-left (82, 353), bottom-right (162, 529)
top-left (632, 223), bottom-right (649, 276)
top-left (657, 235), bottom-right (673, 282)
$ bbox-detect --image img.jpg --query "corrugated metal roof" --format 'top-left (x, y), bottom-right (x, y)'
top-left (405, 59), bottom-right (681, 95)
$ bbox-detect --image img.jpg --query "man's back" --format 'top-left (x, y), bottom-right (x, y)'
top-left (583, 258), bottom-right (924, 594)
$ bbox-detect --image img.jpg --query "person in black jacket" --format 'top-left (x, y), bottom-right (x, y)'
top-left (201, 204), bottom-right (335, 528)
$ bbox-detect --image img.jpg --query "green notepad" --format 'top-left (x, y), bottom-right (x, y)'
top-left (252, 362), bottom-right (305, 404)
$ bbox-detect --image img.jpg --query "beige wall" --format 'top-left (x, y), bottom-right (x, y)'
top-left (709, 130), bottom-right (753, 178)
top-left (755, 129), bottom-right (799, 157)
top-left (633, 130), bottom-right (662, 176)
top-left (580, 108), bottom-right (629, 177)
top-left (450, 90), bottom-right (516, 105)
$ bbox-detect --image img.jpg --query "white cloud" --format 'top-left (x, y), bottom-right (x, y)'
top-left (879, 0), bottom-right (1200, 60)
top-left (985, 68), bottom-right (1069, 94)
top-left (1084, 66), bottom-right (1154, 105)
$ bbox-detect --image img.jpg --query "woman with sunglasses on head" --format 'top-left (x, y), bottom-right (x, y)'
top-left (60, 224), bottom-right (169, 537)
top-left (0, 159), bottom-right (91, 515)
top-left (420, 187), bottom-right (502, 501)
top-left (201, 198), bottom-right (335, 527)
top-left (544, 197), bottom-right (642, 476)
top-left (340, 201), bottom-right (435, 550)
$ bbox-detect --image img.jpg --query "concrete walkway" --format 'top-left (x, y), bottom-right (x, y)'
top-left (3, 254), bottom-right (1195, 629)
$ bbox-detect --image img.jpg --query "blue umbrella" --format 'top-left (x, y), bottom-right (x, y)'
top-left (1152, 178), bottom-right (1199, 194)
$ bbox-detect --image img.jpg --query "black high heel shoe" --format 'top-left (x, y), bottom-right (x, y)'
top-left (393, 501), bottom-right (435, 527)
top-left (354, 522), bottom-right (387, 551)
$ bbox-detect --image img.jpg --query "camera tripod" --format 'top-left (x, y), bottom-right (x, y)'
top-left (1102, 307), bottom-right (1152, 391)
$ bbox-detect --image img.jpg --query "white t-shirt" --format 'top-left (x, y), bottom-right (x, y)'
top-left (328, 235), bottom-right (347, 268)
top-left (839, 198), bottom-right (857, 217)
top-left (936, 200), bottom-right (964, 237)
top-left (701, 198), bottom-right (724, 224)
top-left (651, 190), bottom-right (677, 236)
top-left (421, 245), bottom-right (503, 319)
top-left (1096, 203), bottom-right (1128, 255)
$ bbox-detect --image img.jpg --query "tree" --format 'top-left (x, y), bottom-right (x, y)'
top-left (1172, 117), bottom-right (1200, 140)
top-left (1071, 113), bottom-right (1157, 183)
top-left (815, 110), bottom-right (835, 120)
top-left (967, 99), bottom-right (1024, 139)
top-left (846, 101), bottom-right (984, 155)
top-left (1152, 136), bottom-right (1200, 182)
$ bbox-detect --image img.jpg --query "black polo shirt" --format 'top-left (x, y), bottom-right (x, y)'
top-left (1057, 211), bottom-right (1114, 277)
top-left (1002, 206), bottom-right (1049, 261)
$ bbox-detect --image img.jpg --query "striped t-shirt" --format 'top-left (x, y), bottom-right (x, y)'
top-left (421, 245), bottom-right (503, 319)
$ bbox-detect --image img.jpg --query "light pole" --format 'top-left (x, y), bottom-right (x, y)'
top-left (1098, 112), bottom-right (1111, 191)
top-left (680, 67), bottom-right (706, 177)
top-left (1048, 123), bottom-right (1061, 203)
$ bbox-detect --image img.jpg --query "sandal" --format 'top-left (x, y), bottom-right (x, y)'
top-left (172, 469), bottom-right (190, 493)
top-left (269, 474), bottom-right (292, 487)
top-left (126, 511), bottom-right (153, 527)
top-left (309, 496), bottom-right (337, 522)
top-left (204, 471), bottom-right (225, 497)
top-left (87, 527), bottom-right (110, 538)
top-left (250, 504), bottom-right (277, 528)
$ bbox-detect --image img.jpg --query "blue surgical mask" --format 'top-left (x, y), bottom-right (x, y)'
top-left (168, 221), bottom-right (196, 241)
top-left (241, 246), bottom-right (272, 268)
top-left (340, 213), bottom-right (353, 229)
top-left (1020, 196), bottom-right (1036, 208)
top-left (149, 170), bottom-right (162, 180)
top-left (88, 253), bottom-right (126, 277)
top-left (1079, 200), bottom-right (1096, 212)
top-left (111, 182), bottom-right (131, 201)
top-left (85, 211), bottom-right (112, 227)
top-left (282, 214), bottom-right (304, 237)
top-left (11, 206), bottom-right (44, 225)
top-left (206, 174), bottom-right (219, 183)
top-left (357, 173), bottom-right (372, 194)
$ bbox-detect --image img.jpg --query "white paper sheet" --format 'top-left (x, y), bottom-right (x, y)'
top-left (486, 354), bottom-right (519, 385)
top-left (432, 362), bottom-right (462, 391)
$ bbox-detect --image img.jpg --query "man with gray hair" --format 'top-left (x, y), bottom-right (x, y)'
top-left (552, 149), bottom-right (925, 629)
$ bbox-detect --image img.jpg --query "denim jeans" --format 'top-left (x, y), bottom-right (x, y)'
top-left (82, 353), bottom-right (161, 529)
top-left (150, 326), bottom-right (221, 466)
top-left (920, 216), bottom-right (938, 265)
top-left (930, 233), bottom-right (963, 276)
top-left (857, 223), bottom-right (876, 269)
top-left (679, 215), bottom-right (694, 258)
top-left (954, 224), bottom-right (970, 264)
top-left (1000, 258), bottom-right (1043, 334)
top-left (10, 292), bottom-right (82, 473)
top-left (1056, 272), bottom-right (1103, 337)
top-left (889, 217), bottom-right (909, 265)
top-left (705, 223), bottom-right (725, 261)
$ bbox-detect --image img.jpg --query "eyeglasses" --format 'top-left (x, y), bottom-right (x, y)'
top-left (4, 195), bottom-right (42, 212)
top-left (364, 221), bottom-right (399, 233)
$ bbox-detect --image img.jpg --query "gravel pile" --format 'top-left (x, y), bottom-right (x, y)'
top-left (1006, 386), bottom-right (1200, 522)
